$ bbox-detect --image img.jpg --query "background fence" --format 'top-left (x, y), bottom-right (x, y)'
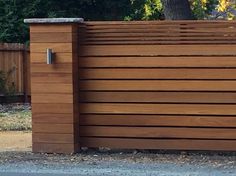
top-left (0, 43), bottom-right (30, 102)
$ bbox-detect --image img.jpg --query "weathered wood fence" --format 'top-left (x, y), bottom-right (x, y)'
top-left (0, 43), bottom-right (30, 102)
top-left (27, 19), bottom-right (236, 153)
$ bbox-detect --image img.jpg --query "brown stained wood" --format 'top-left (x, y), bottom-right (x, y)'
top-left (31, 43), bottom-right (74, 53)
top-left (80, 126), bottom-right (236, 139)
top-left (79, 57), bottom-right (236, 68)
top-left (79, 92), bottom-right (236, 103)
top-left (80, 115), bottom-right (236, 127)
top-left (31, 53), bottom-right (73, 64)
top-left (31, 83), bottom-right (73, 93)
top-left (30, 24), bottom-right (77, 33)
top-left (83, 40), bottom-right (236, 45)
top-left (32, 103), bottom-right (74, 114)
top-left (31, 73), bottom-right (72, 83)
top-left (85, 33), bottom-right (236, 38)
top-left (33, 113), bottom-right (75, 124)
top-left (79, 45), bottom-right (236, 56)
top-left (33, 133), bottom-right (74, 143)
top-left (79, 103), bottom-right (236, 115)
top-left (80, 137), bottom-right (236, 151)
top-left (30, 23), bottom-right (79, 154)
top-left (33, 143), bottom-right (79, 154)
top-left (85, 28), bottom-right (236, 33)
top-left (33, 123), bottom-right (75, 133)
top-left (32, 94), bottom-right (73, 103)
top-left (79, 80), bottom-right (236, 91)
top-left (0, 44), bottom-right (30, 94)
top-left (31, 64), bottom-right (72, 73)
top-left (31, 33), bottom-right (77, 43)
top-left (85, 35), bottom-right (236, 39)
top-left (79, 68), bottom-right (236, 80)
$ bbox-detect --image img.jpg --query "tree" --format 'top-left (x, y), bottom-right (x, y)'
top-left (0, 0), bottom-right (235, 43)
top-left (161, 0), bottom-right (194, 19)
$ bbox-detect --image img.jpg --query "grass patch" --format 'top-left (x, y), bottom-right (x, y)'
top-left (0, 104), bottom-right (31, 131)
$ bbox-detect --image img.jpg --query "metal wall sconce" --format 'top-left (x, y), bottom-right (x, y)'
top-left (46, 48), bottom-right (53, 64)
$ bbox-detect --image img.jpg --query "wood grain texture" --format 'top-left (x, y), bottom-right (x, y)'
top-left (31, 33), bottom-right (77, 43)
top-left (81, 137), bottom-right (236, 151)
top-left (31, 53), bottom-right (73, 64)
top-left (32, 103), bottom-right (74, 114)
top-left (31, 83), bottom-right (73, 93)
top-left (80, 115), bottom-right (236, 127)
top-left (33, 113), bottom-right (75, 124)
top-left (79, 92), bottom-right (236, 103)
top-left (80, 103), bottom-right (236, 115)
top-left (79, 68), bottom-right (236, 80)
top-left (79, 57), bottom-right (236, 68)
top-left (30, 23), bottom-right (80, 154)
top-left (33, 123), bottom-right (75, 133)
top-left (30, 24), bottom-right (77, 33)
top-left (79, 45), bottom-right (236, 56)
top-left (79, 80), bottom-right (236, 91)
top-left (32, 94), bottom-right (73, 103)
top-left (33, 133), bottom-right (75, 143)
top-left (30, 21), bottom-right (236, 152)
top-left (80, 126), bottom-right (236, 139)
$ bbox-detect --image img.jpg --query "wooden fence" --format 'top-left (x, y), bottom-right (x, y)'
top-left (0, 43), bottom-right (30, 102)
top-left (28, 19), bottom-right (236, 153)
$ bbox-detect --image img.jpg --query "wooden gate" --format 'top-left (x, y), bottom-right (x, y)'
top-left (27, 19), bottom-right (236, 153)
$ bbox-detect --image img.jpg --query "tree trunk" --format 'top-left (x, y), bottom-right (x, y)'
top-left (161, 0), bottom-right (194, 20)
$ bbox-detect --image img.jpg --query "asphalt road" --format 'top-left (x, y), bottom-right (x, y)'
top-left (0, 161), bottom-right (235, 176)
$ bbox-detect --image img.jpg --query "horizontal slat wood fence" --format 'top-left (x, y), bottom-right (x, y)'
top-left (29, 20), bottom-right (236, 153)
top-left (0, 43), bottom-right (30, 100)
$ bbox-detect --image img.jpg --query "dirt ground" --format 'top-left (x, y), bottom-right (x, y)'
top-left (0, 131), bottom-right (31, 151)
top-left (0, 131), bottom-right (235, 175)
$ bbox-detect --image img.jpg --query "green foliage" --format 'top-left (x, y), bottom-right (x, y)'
top-left (0, 0), bottom-right (236, 43)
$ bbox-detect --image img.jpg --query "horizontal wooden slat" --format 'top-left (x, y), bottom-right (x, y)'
top-left (81, 137), bottom-right (236, 151)
top-left (79, 57), bottom-right (236, 68)
top-left (85, 33), bottom-right (236, 39)
top-left (79, 45), bottom-right (236, 56)
top-left (30, 24), bottom-right (76, 33)
top-left (33, 123), bottom-right (75, 133)
top-left (80, 103), bottom-right (236, 115)
top-left (79, 92), bottom-right (236, 103)
top-left (31, 33), bottom-right (76, 43)
top-left (83, 40), bottom-right (236, 45)
top-left (33, 113), bottom-right (75, 123)
top-left (31, 53), bottom-right (73, 63)
top-left (31, 43), bottom-right (74, 53)
top-left (86, 28), bottom-right (236, 33)
top-left (80, 115), bottom-right (236, 127)
top-left (31, 64), bottom-right (72, 73)
top-left (79, 80), bottom-right (236, 91)
top-left (31, 83), bottom-right (72, 93)
top-left (33, 133), bottom-right (74, 143)
top-left (79, 68), bottom-right (236, 80)
top-left (32, 94), bottom-right (73, 103)
top-left (80, 126), bottom-right (236, 139)
top-left (32, 103), bottom-right (74, 114)
top-left (31, 73), bottom-right (72, 83)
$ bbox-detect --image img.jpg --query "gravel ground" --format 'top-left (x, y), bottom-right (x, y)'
top-left (0, 103), bottom-right (31, 131)
top-left (0, 150), bottom-right (235, 176)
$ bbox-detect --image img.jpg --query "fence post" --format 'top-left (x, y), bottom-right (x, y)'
top-left (24, 18), bottom-right (83, 153)
top-left (22, 45), bottom-right (29, 103)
